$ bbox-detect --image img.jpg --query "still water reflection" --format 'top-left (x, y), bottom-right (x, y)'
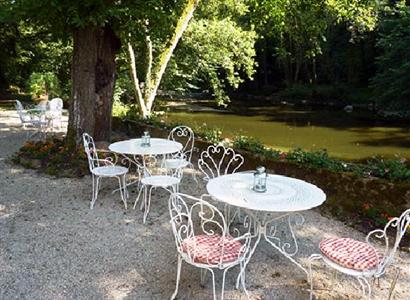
top-left (161, 106), bottom-right (410, 160)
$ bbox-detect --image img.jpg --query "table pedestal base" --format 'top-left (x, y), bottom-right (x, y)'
top-left (236, 212), bottom-right (308, 293)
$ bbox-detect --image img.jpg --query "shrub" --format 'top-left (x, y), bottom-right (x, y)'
top-left (360, 156), bottom-right (410, 181)
top-left (286, 148), bottom-right (350, 172)
top-left (27, 72), bottom-right (60, 100)
top-left (233, 135), bottom-right (281, 159)
top-left (14, 138), bottom-right (88, 177)
top-left (197, 125), bottom-right (223, 145)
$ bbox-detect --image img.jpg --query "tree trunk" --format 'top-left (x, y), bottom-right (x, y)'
top-left (67, 26), bottom-right (120, 146)
top-left (144, 0), bottom-right (200, 113)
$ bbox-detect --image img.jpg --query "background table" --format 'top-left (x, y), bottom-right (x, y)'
top-left (109, 138), bottom-right (183, 189)
top-left (206, 172), bottom-right (326, 288)
top-left (109, 138), bottom-right (182, 156)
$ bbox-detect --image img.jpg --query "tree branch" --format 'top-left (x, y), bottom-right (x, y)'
top-left (145, 0), bottom-right (200, 112)
top-left (127, 42), bottom-right (148, 117)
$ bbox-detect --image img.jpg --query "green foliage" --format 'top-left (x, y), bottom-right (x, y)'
top-left (27, 72), bottom-right (60, 99)
top-left (112, 100), bottom-right (130, 119)
top-left (249, 0), bottom-right (378, 84)
top-left (371, 2), bottom-right (410, 110)
top-left (233, 135), bottom-right (281, 159)
top-left (163, 18), bottom-right (257, 105)
top-left (286, 148), bottom-right (350, 172)
top-left (195, 125), bottom-right (223, 145)
top-left (360, 156), bottom-right (410, 181)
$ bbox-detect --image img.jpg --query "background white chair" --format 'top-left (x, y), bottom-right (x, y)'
top-left (168, 193), bottom-right (253, 300)
top-left (308, 208), bottom-right (410, 299)
top-left (82, 133), bottom-right (129, 209)
top-left (198, 144), bottom-right (244, 182)
top-left (163, 125), bottom-right (196, 182)
top-left (198, 144), bottom-right (245, 224)
top-left (15, 100), bottom-right (47, 138)
top-left (133, 155), bottom-right (182, 223)
top-left (46, 97), bottom-right (63, 131)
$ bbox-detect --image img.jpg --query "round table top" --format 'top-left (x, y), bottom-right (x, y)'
top-left (206, 173), bottom-right (326, 212)
top-left (109, 138), bottom-right (182, 156)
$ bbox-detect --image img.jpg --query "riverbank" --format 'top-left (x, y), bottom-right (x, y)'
top-left (156, 100), bottom-right (410, 161)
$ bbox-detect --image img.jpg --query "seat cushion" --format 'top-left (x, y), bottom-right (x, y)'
top-left (92, 166), bottom-right (128, 176)
top-left (163, 158), bottom-right (189, 169)
top-left (141, 175), bottom-right (180, 187)
top-left (182, 234), bottom-right (243, 265)
top-left (319, 237), bottom-right (381, 271)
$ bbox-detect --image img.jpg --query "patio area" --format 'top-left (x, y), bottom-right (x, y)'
top-left (0, 109), bottom-right (409, 300)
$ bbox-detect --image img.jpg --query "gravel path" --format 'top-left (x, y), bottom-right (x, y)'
top-left (0, 110), bottom-right (409, 300)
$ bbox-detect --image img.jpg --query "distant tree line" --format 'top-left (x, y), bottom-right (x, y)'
top-left (0, 0), bottom-right (409, 144)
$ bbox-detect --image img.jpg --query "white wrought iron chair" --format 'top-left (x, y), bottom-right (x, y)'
top-left (163, 125), bottom-right (196, 182)
top-left (198, 144), bottom-right (245, 224)
top-left (168, 193), bottom-right (254, 300)
top-left (82, 133), bottom-right (129, 209)
top-left (15, 100), bottom-right (48, 137)
top-left (198, 144), bottom-right (244, 181)
top-left (308, 208), bottom-right (410, 299)
top-left (133, 155), bottom-right (182, 223)
top-left (46, 97), bottom-right (63, 131)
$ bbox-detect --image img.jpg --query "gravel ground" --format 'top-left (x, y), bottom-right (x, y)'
top-left (0, 110), bottom-right (409, 300)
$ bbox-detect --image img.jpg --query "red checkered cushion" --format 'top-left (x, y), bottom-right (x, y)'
top-left (320, 237), bottom-right (381, 271)
top-left (182, 234), bottom-right (243, 265)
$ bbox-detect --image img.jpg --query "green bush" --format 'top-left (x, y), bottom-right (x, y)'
top-left (286, 148), bottom-right (350, 172)
top-left (233, 135), bottom-right (280, 159)
top-left (27, 72), bottom-right (60, 99)
top-left (360, 156), bottom-right (410, 181)
top-left (197, 125), bottom-right (223, 144)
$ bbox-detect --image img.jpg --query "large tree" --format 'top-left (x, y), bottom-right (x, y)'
top-left (0, 1), bottom-right (125, 144)
top-left (0, 0), bottom-right (198, 145)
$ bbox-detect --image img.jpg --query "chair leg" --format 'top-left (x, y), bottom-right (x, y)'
top-left (357, 276), bottom-right (371, 300)
top-left (143, 186), bottom-right (154, 223)
top-left (221, 267), bottom-right (231, 300)
top-left (239, 261), bottom-right (249, 298)
top-left (123, 175), bottom-right (129, 199)
top-left (134, 184), bottom-right (144, 209)
top-left (117, 176), bottom-right (127, 210)
top-left (91, 175), bottom-right (95, 208)
top-left (209, 269), bottom-right (217, 300)
top-left (91, 175), bottom-right (100, 209)
top-left (171, 255), bottom-right (182, 300)
top-left (188, 163), bottom-right (198, 184)
top-left (308, 254), bottom-right (323, 300)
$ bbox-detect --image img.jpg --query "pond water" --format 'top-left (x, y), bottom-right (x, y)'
top-left (160, 106), bottom-right (410, 161)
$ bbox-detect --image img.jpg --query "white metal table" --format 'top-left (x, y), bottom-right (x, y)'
top-left (109, 138), bottom-right (183, 185)
top-left (109, 138), bottom-right (182, 156)
top-left (206, 172), bottom-right (326, 288)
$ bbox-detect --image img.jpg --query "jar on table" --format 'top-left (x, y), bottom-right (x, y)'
top-left (253, 166), bottom-right (267, 192)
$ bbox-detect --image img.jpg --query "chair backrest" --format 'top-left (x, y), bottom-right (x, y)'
top-left (168, 193), bottom-right (251, 266)
top-left (15, 100), bottom-right (29, 122)
top-left (366, 208), bottom-right (410, 277)
top-left (48, 98), bottom-right (63, 112)
top-left (36, 100), bottom-right (48, 111)
top-left (82, 133), bottom-right (99, 171)
top-left (198, 144), bottom-right (244, 181)
top-left (168, 126), bottom-right (195, 162)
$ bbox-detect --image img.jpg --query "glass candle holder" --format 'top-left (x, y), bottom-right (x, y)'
top-left (141, 131), bottom-right (151, 147)
top-left (253, 166), bottom-right (267, 193)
